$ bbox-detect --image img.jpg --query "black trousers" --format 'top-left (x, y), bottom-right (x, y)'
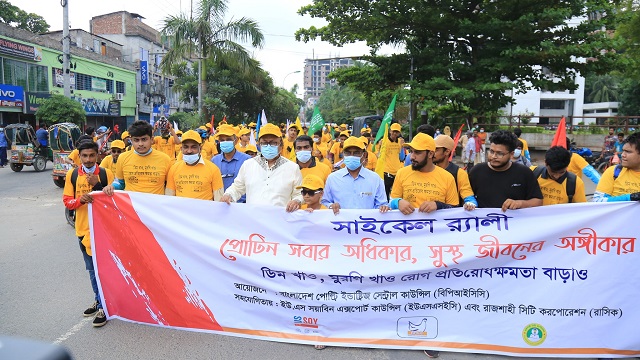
top-left (384, 172), bottom-right (395, 201)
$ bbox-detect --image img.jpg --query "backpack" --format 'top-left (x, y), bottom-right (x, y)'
top-left (445, 162), bottom-right (464, 206)
top-left (613, 164), bottom-right (623, 180)
top-left (532, 166), bottom-right (576, 203)
top-left (71, 167), bottom-right (108, 196)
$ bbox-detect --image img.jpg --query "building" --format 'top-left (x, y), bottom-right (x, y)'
top-left (90, 11), bottom-right (193, 121)
top-left (583, 102), bottom-right (619, 124)
top-left (303, 57), bottom-right (354, 101)
top-left (43, 29), bottom-right (124, 60)
top-left (0, 23), bottom-right (137, 130)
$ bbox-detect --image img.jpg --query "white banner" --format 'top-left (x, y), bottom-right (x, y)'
top-left (89, 193), bottom-right (640, 357)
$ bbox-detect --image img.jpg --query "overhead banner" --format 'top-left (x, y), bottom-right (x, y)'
top-left (89, 193), bottom-right (640, 358)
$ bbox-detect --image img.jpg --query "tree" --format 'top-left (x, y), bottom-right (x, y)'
top-left (315, 85), bottom-right (371, 125)
top-left (161, 0), bottom-right (265, 117)
top-left (618, 79), bottom-right (640, 116)
top-left (35, 95), bottom-right (86, 126)
top-left (0, 0), bottom-right (49, 33)
top-left (585, 74), bottom-right (620, 103)
top-left (297, 0), bottom-right (620, 121)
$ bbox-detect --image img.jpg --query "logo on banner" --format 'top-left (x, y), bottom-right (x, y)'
top-left (293, 316), bottom-right (319, 329)
top-left (522, 323), bottom-right (547, 346)
top-left (397, 317), bottom-right (438, 339)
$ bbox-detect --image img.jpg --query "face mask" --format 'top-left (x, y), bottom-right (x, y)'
top-left (177, 136), bottom-right (182, 141)
top-left (183, 154), bottom-right (200, 165)
top-left (313, 138), bottom-right (320, 143)
top-left (343, 156), bottom-right (362, 171)
top-left (296, 150), bottom-right (312, 163)
top-left (134, 148), bottom-right (153, 156)
top-left (220, 141), bottom-right (235, 154)
top-left (514, 149), bottom-right (522, 158)
top-left (261, 145), bottom-right (280, 160)
top-left (82, 164), bottom-right (97, 174)
top-left (480, 129), bottom-right (485, 133)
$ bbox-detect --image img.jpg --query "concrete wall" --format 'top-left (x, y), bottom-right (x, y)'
top-left (520, 133), bottom-right (606, 150)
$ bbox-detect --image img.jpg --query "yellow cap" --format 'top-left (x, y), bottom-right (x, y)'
top-left (175, 130), bottom-right (183, 135)
top-left (245, 144), bottom-right (258, 153)
top-left (248, 122), bottom-right (257, 128)
top-left (238, 128), bottom-right (251, 136)
top-left (361, 128), bottom-right (371, 134)
top-left (198, 126), bottom-right (208, 131)
top-left (434, 135), bottom-right (455, 150)
top-left (404, 133), bottom-right (436, 152)
top-left (390, 123), bottom-right (402, 132)
top-left (358, 136), bottom-right (369, 147)
top-left (120, 131), bottom-right (130, 139)
top-left (181, 130), bottom-right (202, 144)
top-left (342, 136), bottom-right (366, 150)
top-left (339, 123), bottom-right (347, 130)
top-left (339, 130), bottom-right (350, 138)
top-left (296, 174), bottom-right (325, 191)
top-left (110, 140), bottom-right (125, 149)
top-left (288, 123), bottom-right (302, 132)
top-left (216, 124), bottom-right (237, 137)
top-left (258, 123), bottom-right (282, 139)
top-left (205, 123), bottom-right (212, 128)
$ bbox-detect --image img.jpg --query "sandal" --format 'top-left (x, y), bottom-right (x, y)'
top-left (314, 345), bottom-right (326, 350)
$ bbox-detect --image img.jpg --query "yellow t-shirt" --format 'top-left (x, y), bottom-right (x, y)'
top-left (99, 155), bottom-right (117, 175)
top-left (321, 132), bottom-right (332, 144)
top-left (202, 140), bottom-right (218, 158)
top-left (596, 166), bottom-right (640, 197)
top-left (519, 137), bottom-right (529, 153)
top-left (314, 142), bottom-right (329, 158)
top-left (116, 150), bottom-right (172, 194)
top-left (67, 149), bottom-right (81, 166)
top-left (454, 167), bottom-right (475, 200)
top-left (166, 160), bottom-right (224, 200)
top-left (383, 140), bottom-right (404, 175)
top-left (283, 137), bottom-right (296, 160)
top-left (365, 151), bottom-right (378, 171)
top-left (530, 166), bottom-right (587, 205)
top-left (329, 142), bottom-right (343, 164)
top-left (567, 153), bottom-right (589, 179)
top-left (236, 143), bottom-right (249, 153)
top-left (63, 167), bottom-right (115, 255)
top-left (153, 136), bottom-right (178, 160)
top-left (390, 165), bottom-right (459, 208)
top-left (300, 160), bottom-right (332, 183)
top-left (301, 204), bottom-right (328, 210)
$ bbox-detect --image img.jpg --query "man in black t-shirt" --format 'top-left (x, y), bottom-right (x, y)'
top-left (469, 130), bottom-right (543, 211)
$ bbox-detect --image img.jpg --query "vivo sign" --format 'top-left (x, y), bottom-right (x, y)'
top-left (0, 84), bottom-right (24, 107)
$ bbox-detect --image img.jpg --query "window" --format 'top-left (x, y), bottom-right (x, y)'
top-left (3, 58), bottom-right (28, 88)
top-left (28, 64), bottom-right (48, 92)
top-left (540, 100), bottom-right (565, 110)
top-left (75, 72), bottom-right (91, 90)
top-left (116, 81), bottom-right (125, 94)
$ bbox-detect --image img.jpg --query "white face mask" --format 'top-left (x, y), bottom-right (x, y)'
top-left (183, 154), bottom-right (200, 165)
top-left (313, 138), bottom-right (320, 143)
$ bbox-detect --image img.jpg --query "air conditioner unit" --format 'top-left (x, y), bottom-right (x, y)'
top-left (115, 93), bottom-right (124, 101)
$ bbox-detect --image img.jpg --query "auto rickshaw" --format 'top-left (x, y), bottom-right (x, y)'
top-left (4, 124), bottom-right (51, 172)
top-left (49, 122), bottom-right (82, 188)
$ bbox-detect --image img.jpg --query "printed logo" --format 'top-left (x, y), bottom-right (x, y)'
top-left (522, 323), bottom-right (547, 346)
top-left (293, 316), bottom-right (319, 329)
top-left (396, 316), bottom-right (438, 339)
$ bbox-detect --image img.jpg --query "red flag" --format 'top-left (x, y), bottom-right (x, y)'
top-left (449, 123), bottom-right (466, 161)
top-left (210, 115), bottom-right (215, 135)
top-left (551, 116), bottom-right (567, 148)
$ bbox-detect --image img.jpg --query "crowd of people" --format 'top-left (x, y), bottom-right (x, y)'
top-left (62, 118), bottom-right (640, 355)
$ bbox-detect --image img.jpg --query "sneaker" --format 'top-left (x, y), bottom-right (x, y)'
top-left (92, 309), bottom-right (107, 327)
top-left (424, 350), bottom-right (440, 358)
top-left (83, 301), bottom-right (98, 317)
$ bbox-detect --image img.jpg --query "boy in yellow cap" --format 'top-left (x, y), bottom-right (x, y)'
top-left (120, 131), bottom-right (132, 151)
top-left (328, 131), bottom-right (350, 167)
top-left (360, 136), bottom-right (378, 171)
top-left (283, 123), bottom-right (301, 160)
top-left (152, 117), bottom-right (181, 161)
top-left (166, 130), bottom-right (224, 201)
top-left (296, 174), bottom-right (328, 212)
top-left (175, 130), bottom-right (183, 157)
top-left (389, 133), bottom-right (459, 214)
top-left (380, 122), bottom-right (405, 199)
top-left (99, 139), bottom-right (125, 175)
top-left (245, 144), bottom-right (258, 157)
top-left (236, 128), bottom-right (251, 153)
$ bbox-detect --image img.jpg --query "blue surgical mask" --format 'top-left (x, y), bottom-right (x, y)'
top-left (220, 141), bottom-right (235, 154)
top-left (82, 164), bottom-right (97, 174)
top-left (261, 145), bottom-right (280, 160)
top-left (514, 149), bottom-right (522, 158)
top-left (343, 156), bottom-right (362, 170)
top-left (296, 150), bottom-right (312, 163)
top-left (134, 148), bottom-right (153, 156)
top-left (183, 154), bottom-right (200, 165)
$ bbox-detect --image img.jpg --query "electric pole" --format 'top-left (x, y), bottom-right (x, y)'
top-left (62, 0), bottom-right (71, 98)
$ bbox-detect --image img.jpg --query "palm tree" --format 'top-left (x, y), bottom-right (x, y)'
top-left (161, 0), bottom-right (265, 116)
top-left (586, 74), bottom-right (619, 103)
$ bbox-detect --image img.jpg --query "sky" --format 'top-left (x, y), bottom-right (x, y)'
top-left (17, 0), bottom-right (397, 99)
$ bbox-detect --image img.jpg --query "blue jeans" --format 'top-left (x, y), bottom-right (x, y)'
top-left (0, 146), bottom-right (7, 166)
top-left (78, 237), bottom-right (102, 309)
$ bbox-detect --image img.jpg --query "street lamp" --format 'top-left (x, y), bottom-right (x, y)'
top-left (283, 70), bottom-right (301, 89)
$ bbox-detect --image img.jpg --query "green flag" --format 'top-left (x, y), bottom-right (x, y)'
top-left (307, 106), bottom-right (325, 136)
top-left (373, 94), bottom-right (397, 151)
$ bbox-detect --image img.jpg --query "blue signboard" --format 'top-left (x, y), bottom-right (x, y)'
top-left (140, 60), bottom-right (148, 85)
top-left (0, 84), bottom-right (24, 107)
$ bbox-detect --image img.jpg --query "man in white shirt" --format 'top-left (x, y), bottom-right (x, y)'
top-left (221, 123), bottom-right (303, 212)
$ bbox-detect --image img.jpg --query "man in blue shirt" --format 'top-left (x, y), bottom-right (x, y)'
top-left (212, 125), bottom-right (251, 203)
top-left (0, 127), bottom-right (7, 168)
top-left (322, 136), bottom-right (390, 214)
top-left (36, 124), bottom-right (49, 147)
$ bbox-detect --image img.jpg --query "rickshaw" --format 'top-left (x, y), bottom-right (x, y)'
top-left (4, 124), bottom-right (51, 172)
top-left (49, 122), bottom-right (82, 188)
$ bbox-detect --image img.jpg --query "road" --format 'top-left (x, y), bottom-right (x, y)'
top-left (0, 161), bottom-right (600, 360)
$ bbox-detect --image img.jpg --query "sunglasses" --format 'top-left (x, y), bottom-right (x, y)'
top-left (111, 149), bottom-right (123, 154)
top-left (301, 189), bottom-right (322, 196)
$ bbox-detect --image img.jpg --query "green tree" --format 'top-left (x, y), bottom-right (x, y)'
top-left (618, 79), bottom-right (640, 116)
top-left (160, 0), bottom-right (265, 117)
top-left (35, 95), bottom-right (86, 126)
top-left (0, 0), bottom-right (49, 33)
top-left (297, 0), bottom-right (620, 121)
top-left (315, 85), bottom-right (371, 125)
top-left (585, 74), bottom-right (620, 103)
top-left (168, 111), bottom-right (201, 131)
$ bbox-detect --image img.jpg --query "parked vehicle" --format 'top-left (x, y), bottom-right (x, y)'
top-left (4, 124), bottom-right (51, 172)
top-left (49, 123), bottom-right (82, 188)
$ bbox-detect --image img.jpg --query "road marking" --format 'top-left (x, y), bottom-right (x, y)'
top-left (53, 318), bottom-right (92, 344)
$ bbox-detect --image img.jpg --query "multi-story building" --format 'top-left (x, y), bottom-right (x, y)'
top-left (303, 57), bottom-right (354, 102)
top-left (0, 23), bottom-right (137, 130)
top-left (90, 11), bottom-right (193, 122)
